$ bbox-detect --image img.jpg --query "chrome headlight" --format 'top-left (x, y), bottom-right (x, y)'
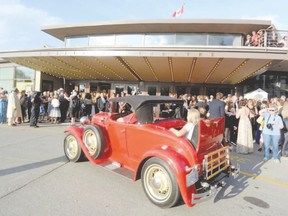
top-left (80, 116), bottom-right (90, 125)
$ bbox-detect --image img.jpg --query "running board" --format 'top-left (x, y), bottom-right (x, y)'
top-left (99, 161), bottom-right (134, 180)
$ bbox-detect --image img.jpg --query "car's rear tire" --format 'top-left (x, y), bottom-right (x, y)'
top-left (82, 125), bottom-right (105, 159)
top-left (64, 133), bottom-right (83, 162)
top-left (141, 157), bottom-right (180, 208)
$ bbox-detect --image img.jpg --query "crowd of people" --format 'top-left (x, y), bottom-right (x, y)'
top-left (169, 92), bottom-right (288, 163)
top-left (1, 86), bottom-right (288, 163)
top-left (0, 87), bottom-right (112, 127)
top-left (244, 28), bottom-right (288, 48)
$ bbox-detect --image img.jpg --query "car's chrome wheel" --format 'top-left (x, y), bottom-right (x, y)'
top-left (64, 133), bottom-right (83, 162)
top-left (82, 125), bottom-right (105, 159)
top-left (141, 157), bottom-right (180, 208)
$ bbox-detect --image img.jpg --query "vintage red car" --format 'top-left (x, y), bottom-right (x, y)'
top-left (64, 95), bottom-right (239, 208)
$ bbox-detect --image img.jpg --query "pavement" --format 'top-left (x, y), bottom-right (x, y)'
top-left (0, 121), bottom-right (288, 216)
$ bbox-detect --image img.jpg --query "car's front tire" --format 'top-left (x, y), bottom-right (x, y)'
top-left (141, 157), bottom-right (180, 208)
top-left (82, 125), bottom-right (105, 159)
top-left (64, 133), bottom-right (83, 162)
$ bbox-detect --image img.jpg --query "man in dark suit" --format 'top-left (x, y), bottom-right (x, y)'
top-left (229, 95), bottom-right (239, 144)
top-left (97, 92), bottom-right (107, 112)
top-left (208, 92), bottom-right (225, 118)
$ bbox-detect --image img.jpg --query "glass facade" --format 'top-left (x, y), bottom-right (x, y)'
top-left (144, 34), bottom-right (175, 46)
top-left (65, 33), bottom-right (242, 47)
top-left (116, 34), bottom-right (143, 47)
top-left (0, 66), bottom-right (35, 92)
top-left (15, 66), bottom-right (35, 79)
top-left (115, 85), bottom-right (124, 96)
top-left (176, 33), bottom-right (207, 46)
top-left (147, 86), bottom-right (157, 95)
top-left (65, 36), bottom-right (89, 47)
top-left (208, 34), bottom-right (240, 46)
top-left (89, 35), bottom-right (115, 46)
top-left (241, 72), bottom-right (288, 98)
top-left (160, 86), bottom-right (170, 96)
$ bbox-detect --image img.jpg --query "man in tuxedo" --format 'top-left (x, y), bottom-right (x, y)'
top-left (230, 95), bottom-right (239, 144)
top-left (208, 92), bottom-right (225, 118)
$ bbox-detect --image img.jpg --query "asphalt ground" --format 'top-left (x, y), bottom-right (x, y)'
top-left (0, 121), bottom-right (288, 216)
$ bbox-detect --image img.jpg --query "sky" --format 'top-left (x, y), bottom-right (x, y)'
top-left (1, 0), bottom-right (288, 51)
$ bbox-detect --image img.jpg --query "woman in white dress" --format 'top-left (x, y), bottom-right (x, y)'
top-left (50, 94), bottom-right (61, 124)
top-left (236, 99), bottom-right (254, 154)
top-left (7, 88), bottom-right (22, 126)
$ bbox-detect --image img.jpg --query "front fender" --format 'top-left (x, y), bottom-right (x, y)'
top-left (64, 126), bottom-right (84, 140)
top-left (140, 146), bottom-right (197, 207)
top-left (64, 126), bottom-right (107, 165)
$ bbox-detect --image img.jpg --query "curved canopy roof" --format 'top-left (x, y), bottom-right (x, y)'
top-left (0, 46), bottom-right (285, 84)
top-left (42, 19), bottom-right (273, 41)
top-left (0, 19), bottom-right (287, 85)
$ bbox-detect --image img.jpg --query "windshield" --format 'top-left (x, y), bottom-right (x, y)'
top-left (135, 102), bottom-right (183, 124)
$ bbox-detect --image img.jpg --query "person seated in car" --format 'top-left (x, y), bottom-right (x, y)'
top-left (116, 111), bottom-right (137, 124)
top-left (169, 108), bottom-right (200, 140)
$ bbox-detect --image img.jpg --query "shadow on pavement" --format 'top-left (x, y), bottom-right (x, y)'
top-left (0, 156), bottom-right (68, 177)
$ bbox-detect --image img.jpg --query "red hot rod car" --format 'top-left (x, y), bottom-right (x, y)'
top-left (64, 95), bottom-right (239, 208)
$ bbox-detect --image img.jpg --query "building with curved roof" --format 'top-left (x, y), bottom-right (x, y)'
top-left (0, 19), bottom-right (288, 97)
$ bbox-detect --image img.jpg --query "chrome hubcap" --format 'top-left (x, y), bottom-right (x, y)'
top-left (65, 135), bottom-right (78, 159)
top-left (145, 164), bottom-right (172, 201)
top-left (83, 130), bottom-right (97, 155)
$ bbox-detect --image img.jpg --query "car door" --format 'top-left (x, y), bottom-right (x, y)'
top-left (107, 120), bottom-right (129, 163)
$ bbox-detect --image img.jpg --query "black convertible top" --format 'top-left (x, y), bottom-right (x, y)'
top-left (109, 95), bottom-right (182, 111)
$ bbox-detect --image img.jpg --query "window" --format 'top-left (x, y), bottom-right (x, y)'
top-left (42, 80), bottom-right (53, 91)
top-left (115, 86), bottom-right (124, 96)
top-left (160, 86), bottom-right (169, 96)
top-left (66, 36), bottom-right (89, 47)
top-left (90, 83), bottom-right (98, 92)
top-left (190, 87), bottom-right (200, 96)
top-left (148, 86), bottom-right (157, 95)
top-left (176, 33), bottom-right (207, 46)
top-left (176, 86), bottom-right (187, 97)
top-left (116, 34), bottom-right (144, 47)
top-left (128, 85), bottom-right (138, 95)
top-left (79, 84), bottom-right (85, 92)
top-left (0, 67), bottom-right (14, 79)
top-left (0, 66), bottom-right (35, 92)
top-left (65, 33), bottom-right (243, 48)
top-left (89, 35), bottom-right (115, 46)
top-left (144, 34), bottom-right (175, 46)
top-left (208, 34), bottom-right (241, 46)
top-left (15, 66), bottom-right (35, 80)
top-left (99, 83), bottom-right (111, 94)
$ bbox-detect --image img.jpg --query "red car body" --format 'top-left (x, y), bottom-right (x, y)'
top-left (64, 95), bottom-right (239, 208)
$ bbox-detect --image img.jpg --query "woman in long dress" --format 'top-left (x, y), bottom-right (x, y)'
top-left (0, 90), bottom-right (8, 124)
top-left (49, 94), bottom-right (61, 124)
top-left (7, 88), bottom-right (22, 126)
top-left (236, 99), bottom-right (254, 154)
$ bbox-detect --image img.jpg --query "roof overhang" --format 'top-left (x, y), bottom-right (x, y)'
top-left (0, 46), bottom-right (286, 85)
top-left (42, 19), bottom-right (273, 41)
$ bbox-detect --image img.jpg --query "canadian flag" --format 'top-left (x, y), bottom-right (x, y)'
top-left (172, 4), bottom-right (184, 17)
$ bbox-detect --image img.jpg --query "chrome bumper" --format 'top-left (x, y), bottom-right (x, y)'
top-left (191, 163), bottom-right (240, 204)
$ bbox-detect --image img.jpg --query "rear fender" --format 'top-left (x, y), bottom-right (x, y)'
top-left (139, 147), bottom-right (197, 207)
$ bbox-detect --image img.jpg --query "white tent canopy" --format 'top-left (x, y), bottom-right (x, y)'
top-left (244, 88), bottom-right (268, 101)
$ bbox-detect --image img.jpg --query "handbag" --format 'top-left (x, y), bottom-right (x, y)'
top-left (256, 115), bottom-right (264, 124)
